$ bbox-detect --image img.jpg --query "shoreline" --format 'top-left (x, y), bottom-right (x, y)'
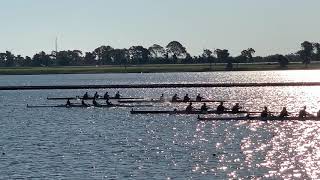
top-left (0, 63), bottom-right (319, 75)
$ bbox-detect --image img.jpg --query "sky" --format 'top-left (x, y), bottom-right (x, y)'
top-left (0, 0), bottom-right (319, 57)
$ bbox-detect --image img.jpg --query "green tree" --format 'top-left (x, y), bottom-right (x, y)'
top-left (241, 48), bottom-right (255, 62)
top-left (33, 51), bottom-right (52, 66)
top-left (129, 46), bottom-right (150, 64)
top-left (298, 41), bottom-right (314, 67)
top-left (93, 45), bottom-right (114, 65)
top-left (148, 44), bottom-right (166, 58)
top-left (278, 55), bottom-right (289, 68)
top-left (202, 49), bottom-right (214, 69)
top-left (166, 41), bottom-right (187, 60)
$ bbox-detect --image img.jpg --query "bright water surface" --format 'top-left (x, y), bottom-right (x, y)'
top-left (1, 70), bottom-right (320, 179)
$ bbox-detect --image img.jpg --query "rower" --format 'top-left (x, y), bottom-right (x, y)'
top-left (81, 99), bottom-right (89, 107)
top-left (94, 92), bottom-right (100, 99)
top-left (261, 106), bottom-right (269, 118)
top-left (92, 98), bottom-right (101, 107)
top-left (159, 94), bottom-right (165, 101)
top-left (217, 102), bottom-right (226, 113)
top-left (106, 98), bottom-right (113, 105)
top-left (231, 103), bottom-right (241, 113)
top-left (172, 94), bottom-right (180, 102)
top-left (115, 91), bottom-right (121, 99)
top-left (317, 110), bottom-right (320, 118)
top-left (298, 106), bottom-right (308, 118)
top-left (103, 91), bottom-right (110, 99)
top-left (279, 107), bottom-right (289, 118)
top-left (200, 103), bottom-right (208, 112)
top-left (83, 92), bottom-right (89, 99)
top-left (186, 102), bottom-right (194, 112)
top-left (183, 94), bottom-right (190, 102)
top-left (66, 99), bottom-right (72, 107)
top-left (196, 94), bottom-right (203, 102)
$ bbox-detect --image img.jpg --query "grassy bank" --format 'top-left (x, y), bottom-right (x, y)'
top-left (0, 62), bottom-right (320, 75)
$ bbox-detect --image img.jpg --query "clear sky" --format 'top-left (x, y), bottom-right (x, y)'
top-left (0, 0), bottom-right (319, 57)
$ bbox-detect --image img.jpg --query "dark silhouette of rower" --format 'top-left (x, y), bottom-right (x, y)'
top-left (172, 94), bottom-right (179, 102)
top-left (299, 106), bottom-right (308, 118)
top-left (83, 92), bottom-right (89, 99)
top-left (279, 107), bottom-right (289, 118)
top-left (103, 91), bottom-right (110, 99)
top-left (93, 98), bottom-right (101, 107)
top-left (115, 91), bottom-right (121, 99)
top-left (94, 92), bottom-right (100, 99)
top-left (217, 102), bottom-right (226, 113)
top-left (81, 99), bottom-right (89, 107)
top-left (232, 103), bottom-right (241, 113)
top-left (186, 102), bottom-right (194, 112)
top-left (261, 106), bottom-right (269, 118)
top-left (183, 94), bottom-right (190, 102)
top-left (66, 99), bottom-right (72, 107)
top-left (201, 103), bottom-right (208, 112)
top-left (196, 94), bottom-right (203, 102)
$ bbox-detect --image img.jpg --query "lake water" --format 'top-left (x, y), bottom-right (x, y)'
top-left (1, 70), bottom-right (320, 179)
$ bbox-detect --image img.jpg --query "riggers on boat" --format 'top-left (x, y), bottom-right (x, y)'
top-left (130, 109), bottom-right (248, 115)
top-left (197, 116), bottom-right (320, 121)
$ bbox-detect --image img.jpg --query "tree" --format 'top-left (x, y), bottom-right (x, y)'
top-left (110, 49), bottom-right (129, 67)
top-left (214, 49), bottom-right (230, 62)
top-left (129, 46), bottom-right (150, 64)
top-left (166, 41), bottom-right (187, 60)
top-left (241, 48), bottom-right (255, 62)
top-left (93, 45), bottom-right (114, 65)
top-left (148, 44), bottom-right (166, 58)
top-left (33, 51), bottom-right (52, 66)
top-left (299, 41), bottom-right (314, 67)
top-left (278, 55), bottom-right (289, 68)
top-left (314, 43), bottom-right (320, 60)
top-left (84, 52), bottom-right (96, 65)
top-left (202, 49), bottom-right (214, 70)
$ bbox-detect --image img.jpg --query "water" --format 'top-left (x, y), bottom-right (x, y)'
top-left (1, 70), bottom-right (320, 179)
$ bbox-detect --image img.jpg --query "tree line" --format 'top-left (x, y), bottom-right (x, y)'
top-left (0, 41), bottom-right (320, 69)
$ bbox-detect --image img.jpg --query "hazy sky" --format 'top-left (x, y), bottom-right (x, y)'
top-left (0, 0), bottom-right (319, 57)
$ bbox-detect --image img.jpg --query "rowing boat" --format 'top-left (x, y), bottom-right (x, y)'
top-left (47, 96), bottom-right (144, 100)
top-left (130, 110), bottom-right (248, 115)
top-left (118, 99), bottom-right (228, 103)
top-left (27, 103), bottom-right (152, 108)
top-left (197, 116), bottom-right (320, 121)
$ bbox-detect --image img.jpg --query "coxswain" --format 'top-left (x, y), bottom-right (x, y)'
top-left (261, 106), bottom-right (269, 118)
top-left (172, 94), bottom-right (179, 102)
top-left (196, 94), bottom-right (203, 102)
top-left (103, 92), bottom-right (110, 99)
top-left (217, 102), bottom-right (226, 113)
top-left (279, 107), bottom-right (289, 118)
top-left (115, 91), bottom-right (121, 99)
top-left (94, 92), bottom-right (100, 99)
top-left (231, 103), bottom-right (241, 113)
top-left (159, 94), bottom-right (165, 101)
top-left (83, 92), bottom-right (89, 99)
top-left (200, 103), bottom-right (208, 112)
top-left (186, 102), bottom-right (194, 112)
top-left (66, 99), bottom-right (72, 107)
top-left (81, 99), bottom-right (89, 107)
top-left (298, 106), bottom-right (308, 118)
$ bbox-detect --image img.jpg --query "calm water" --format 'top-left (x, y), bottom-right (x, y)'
top-left (1, 70), bottom-right (320, 179)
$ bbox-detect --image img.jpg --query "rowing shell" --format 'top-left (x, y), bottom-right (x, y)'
top-left (198, 116), bottom-right (320, 121)
top-left (47, 96), bottom-right (144, 100)
top-left (130, 110), bottom-right (248, 115)
top-left (119, 99), bottom-right (227, 103)
top-left (27, 103), bottom-right (152, 108)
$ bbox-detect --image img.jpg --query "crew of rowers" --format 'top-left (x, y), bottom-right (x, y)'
top-left (66, 91), bottom-right (122, 107)
top-left (185, 101), bottom-right (241, 113)
top-left (172, 94), bottom-right (203, 102)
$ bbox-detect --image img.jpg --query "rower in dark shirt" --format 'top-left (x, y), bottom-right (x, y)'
top-left (103, 92), bottom-right (110, 99)
top-left (183, 94), bottom-right (190, 102)
top-left (94, 92), bottom-right (100, 99)
top-left (200, 103), bottom-right (208, 112)
top-left (66, 99), bottom-right (72, 107)
top-left (172, 94), bottom-right (180, 102)
top-left (159, 94), bottom-right (165, 101)
top-left (231, 103), bottom-right (241, 113)
top-left (261, 106), bottom-right (269, 118)
top-left (196, 94), bottom-right (203, 102)
top-left (186, 102), bottom-right (194, 112)
top-left (83, 92), bottom-right (89, 99)
top-left (279, 107), bottom-right (289, 118)
top-left (115, 91), bottom-right (121, 99)
top-left (298, 106), bottom-right (308, 118)
top-left (217, 102), bottom-right (226, 113)
top-left (106, 98), bottom-right (113, 106)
